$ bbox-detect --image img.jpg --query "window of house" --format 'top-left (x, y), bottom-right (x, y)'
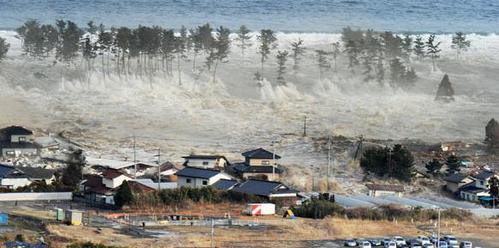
top-left (262, 160), bottom-right (270, 165)
top-left (480, 180), bottom-right (484, 185)
top-left (202, 161), bottom-right (209, 165)
top-left (202, 180), bottom-right (208, 185)
top-left (186, 178), bottom-right (191, 183)
top-left (6, 151), bottom-right (14, 156)
top-left (18, 137), bottom-right (26, 142)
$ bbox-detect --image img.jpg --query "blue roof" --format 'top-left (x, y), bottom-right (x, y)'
top-left (0, 164), bottom-right (16, 178)
top-left (473, 170), bottom-right (495, 180)
top-left (212, 179), bottom-right (238, 190)
top-left (242, 148), bottom-right (281, 159)
top-left (175, 167), bottom-right (223, 179)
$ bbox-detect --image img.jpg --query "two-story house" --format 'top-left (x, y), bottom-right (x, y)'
top-left (459, 170), bottom-right (497, 202)
top-left (233, 148), bottom-right (283, 180)
top-left (0, 126), bottom-right (39, 157)
top-left (443, 173), bottom-right (474, 194)
top-left (176, 167), bottom-right (232, 188)
top-left (182, 155), bottom-right (229, 169)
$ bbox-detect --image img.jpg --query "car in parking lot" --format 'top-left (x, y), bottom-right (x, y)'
top-left (360, 241), bottom-right (372, 248)
top-left (393, 236), bottom-right (406, 247)
top-left (382, 237), bottom-right (393, 246)
top-left (344, 239), bottom-right (357, 247)
top-left (423, 243), bottom-right (434, 248)
top-left (438, 241), bottom-right (449, 248)
top-left (459, 241), bottom-right (472, 248)
top-left (408, 240), bottom-right (422, 248)
top-left (443, 235), bottom-right (459, 248)
top-left (370, 239), bottom-right (382, 246)
top-left (416, 236), bottom-right (431, 246)
top-left (384, 241), bottom-right (397, 248)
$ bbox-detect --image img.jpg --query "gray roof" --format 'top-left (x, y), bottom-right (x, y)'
top-left (460, 185), bottom-right (488, 194)
top-left (242, 148), bottom-right (281, 159)
top-left (444, 173), bottom-right (468, 183)
top-left (176, 167), bottom-right (223, 179)
top-left (183, 155), bottom-right (226, 160)
top-left (0, 126), bottom-right (33, 136)
top-left (16, 167), bottom-right (55, 180)
top-left (232, 179), bottom-right (297, 197)
top-left (473, 170), bottom-right (495, 180)
top-left (0, 164), bottom-right (16, 178)
top-left (212, 179), bottom-right (238, 190)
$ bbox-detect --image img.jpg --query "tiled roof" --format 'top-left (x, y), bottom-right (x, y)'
top-left (242, 148), bottom-right (281, 159)
top-left (473, 170), bottom-right (495, 180)
top-left (460, 185), bottom-right (488, 194)
top-left (102, 169), bottom-right (126, 180)
top-left (176, 166), bottom-right (223, 179)
top-left (16, 166), bottom-right (55, 179)
top-left (183, 155), bottom-right (226, 160)
top-left (0, 126), bottom-right (33, 136)
top-left (212, 179), bottom-right (238, 190)
top-left (444, 173), bottom-right (468, 183)
top-left (0, 164), bottom-right (17, 178)
top-left (232, 179), bottom-right (297, 197)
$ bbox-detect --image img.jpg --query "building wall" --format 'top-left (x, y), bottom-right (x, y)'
top-left (460, 191), bottom-right (490, 202)
top-left (368, 189), bottom-right (403, 197)
top-left (103, 175), bottom-right (130, 189)
top-left (242, 172), bottom-right (279, 181)
top-left (446, 178), bottom-right (474, 193)
top-left (186, 158), bottom-right (228, 169)
top-left (178, 173), bottom-right (231, 188)
top-left (1, 148), bottom-right (38, 157)
top-left (0, 178), bottom-right (31, 189)
top-left (247, 158), bottom-right (276, 166)
top-left (10, 135), bottom-right (33, 143)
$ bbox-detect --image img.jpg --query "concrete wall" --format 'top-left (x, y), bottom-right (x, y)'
top-left (10, 135), bottom-right (33, 143)
top-left (0, 192), bottom-right (72, 201)
top-left (103, 175), bottom-right (130, 189)
top-left (185, 158), bottom-right (228, 169)
top-left (368, 189), bottom-right (403, 197)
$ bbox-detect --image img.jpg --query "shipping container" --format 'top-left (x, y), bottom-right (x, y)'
top-left (245, 203), bottom-right (275, 216)
top-left (65, 210), bottom-right (83, 225)
top-left (0, 213), bottom-right (8, 225)
top-left (55, 208), bottom-right (64, 221)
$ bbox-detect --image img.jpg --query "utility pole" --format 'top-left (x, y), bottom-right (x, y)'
top-left (133, 135), bottom-right (137, 179)
top-left (311, 164), bottom-right (315, 192)
top-left (210, 219), bottom-right (215, 248)
top-left (271, 139), bottom-right (278, 181)
top-left (157, 148), bottom-right (161, 191)
top-left (327, 136), bottom-right (331, 192)
top-left (387, 147), bottom-right (393, 176)
top-left (303, 115), bottom-right (307, 137)
top-left (437, 208), bottom-right (441, 248)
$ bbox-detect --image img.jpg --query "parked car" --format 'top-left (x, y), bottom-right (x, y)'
top-left (361, 241), bottom-right (372, 248)
top-left (344, 239), bottom-right (357, 247)
top-left (443, 236), bottom-right (458, 248)
top-left (409, 240), bottom-right (423, 248)
top-left (416, 236), bottom-right (431, 246)
top-left (384, 241), bottom-right (397, 248)
top-left (423, 243), bottom-right (434, 248)
top-left (459, 241), bottom-right (472, 248)
top-left (383, 237), bottom-right (393, 245)
top-left (393, 236), bottom-right (406, 247)
top-left (429, 235), bottom-right (439, 244)
top-left (370, 239), bottom-right (382, 246)
top-left (438, 241), bottom-right (449, 248)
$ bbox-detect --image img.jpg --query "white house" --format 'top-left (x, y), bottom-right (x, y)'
top-left (471, 170), bottom-right (497, 189)
top-left (182, 155), bottom-right (229, 169)
top-left (101, 169), bottom-right (132, 189)
top-left (0, 164), bottom-right (55, 189)
top-left (176, 167), bottom-right (232, 188)
top-left (459, 170), bottom-right (497, 203)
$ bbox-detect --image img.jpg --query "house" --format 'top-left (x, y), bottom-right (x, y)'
top-left (0, 164), bottom-right (55, 189)
top-left (175, 167), bottom-right (232, 188)
top-left (0, 126), bottom-right (39, 157)
top-left (130, 178), bottom-right (177, 190)
top-left (86, 157), bottom-right (156, 177)
top-left (233, 148), bottom-right (283, 180)
top-left (471, 170), bottom-right (497, 189)
top-left (212, 179), bottom-right (239, 190)
top-left (459, 185), bottom-right (489, 202)
top-left (366, 184), bottom-right (404, 197)
top-left (102, 169), bottom-right (132, 189)
top-left (80, 174), bottom-right (116, 205)
top-left (182, 155), bottom-right (229, 169)
top-left (231, 179), bottom-right (298, 201)
top-left (0, 164), bottom-right (31, 189)
top-left (144, 161), bottom-right (178, 177)
top-left (443, 173), bottom-right (474, 194)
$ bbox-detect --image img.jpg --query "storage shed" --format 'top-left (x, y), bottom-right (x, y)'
top-left (65, 210), bottom-right (83, 225)
top-left (0, 212), bottom-right (8, 225)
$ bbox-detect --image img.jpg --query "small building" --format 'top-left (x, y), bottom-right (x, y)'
top-left (459, 185), bottom-right (489, 202)
top-left (366, 184), bottom-right (404, 197)
top-left (443, 173), bottom-right (474, 194)
top-left (175, 167), bottom-right (232, 188)
top-left (182, 155), bottom-right (229, 169)
top-left (130, 178), bottom-right (177, 190)
top-left (80, 174), bottom-right (116, 205)
top-left (65, 210), bottom-right (83, 225)
top-left (0, 212), bottom-right (8, 225)
top-left (0, 126), bottom-right (39, 157)
top-left (234, 148), bottom-right (283, 180)
top-left (231, 179), bottom-right (298, 202)
top-left (144, 161), bottom-right (178, 177)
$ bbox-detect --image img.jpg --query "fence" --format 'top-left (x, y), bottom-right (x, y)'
top-left (0, 192), bottom-right (72, 201)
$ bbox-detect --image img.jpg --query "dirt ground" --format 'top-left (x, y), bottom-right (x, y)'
top-left (40, 216), bottom-right (499, 248)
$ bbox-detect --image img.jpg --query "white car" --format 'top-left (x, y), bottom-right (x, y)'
top-left (344, 239), bottom-right (357, 247)
top-left (443, 235), bottom-right (459, 248)
top-left (385, 241), bottom-right (397, 248)
top-left (361, 241), bottom-right (372, 248)
top-left (417, 236), bottom-right (431, 245)
top-left (393, 236), bottom-right (406, 247)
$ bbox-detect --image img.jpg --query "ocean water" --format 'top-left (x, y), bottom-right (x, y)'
top-left (0, 0), bottom-right (498, 33)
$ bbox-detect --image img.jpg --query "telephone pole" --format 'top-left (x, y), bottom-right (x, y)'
top-left (327, 136), bottom-right (331, 192)
top-left (303, 115), bottom-right (307, 137)
top-left (271, 139), bottom-right (278, 181)
top-left (157, 148), bottom-right (161, 191)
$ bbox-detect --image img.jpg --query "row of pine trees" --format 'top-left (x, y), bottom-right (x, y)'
top-left (0, 20), bottom-right (472, 89)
